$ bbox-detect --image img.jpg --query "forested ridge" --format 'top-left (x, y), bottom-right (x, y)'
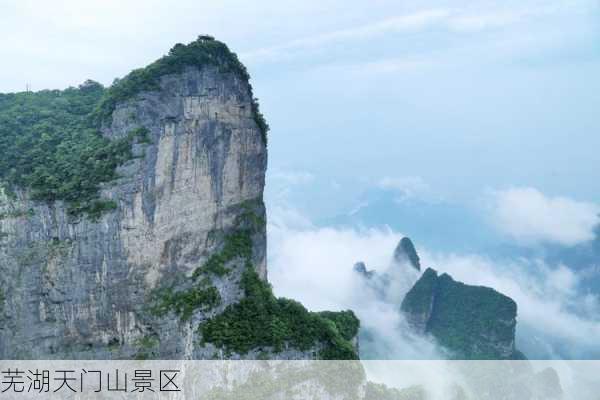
top-left (0, 81), bottom-right (138, 218)
top-left (0, 36), bottom-right (267, 219)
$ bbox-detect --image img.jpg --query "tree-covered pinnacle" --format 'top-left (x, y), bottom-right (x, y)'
top-left (0, 36), bottom-right (269, 219)
top-left (402, 268), bottom-right (522, 360)
top-left (93, 35), bottom-right (269, 143)
top-left (395, 237), bottom-right (421, 271)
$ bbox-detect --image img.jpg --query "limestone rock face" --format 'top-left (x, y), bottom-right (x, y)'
top-left (401, 268), bottom-right (523, 360)
top-left (352, 237), bottom-right (421, 305)
top-left (0, 62), bottom-right (268, 358)
top-left (400, 269), bottom-right (438, 333)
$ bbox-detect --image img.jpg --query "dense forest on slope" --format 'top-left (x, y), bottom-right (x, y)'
top-left (0, 81), bottom-right (138, 217)
top-left (200, 266), bottom-right (360, 359)
top-left (0, 36), bottom-right (268, 218)
top-left (401, 268), bottom-right (522, 360)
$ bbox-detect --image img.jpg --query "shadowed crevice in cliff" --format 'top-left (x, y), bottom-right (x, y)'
top-left (204, 121), bottom-right (233, 207)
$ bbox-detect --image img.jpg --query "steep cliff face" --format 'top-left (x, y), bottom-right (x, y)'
top-left (401, 268), bottom-right (523, 360)
top-left (0, 37), bottom-right (358, 359)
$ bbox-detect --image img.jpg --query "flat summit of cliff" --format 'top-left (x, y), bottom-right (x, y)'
top-left (95, 35), bottom-right (268, 139)
top-left (0, 36), bottom-right (269, 218)
top-left (401, 268), bottom-right (523, 360)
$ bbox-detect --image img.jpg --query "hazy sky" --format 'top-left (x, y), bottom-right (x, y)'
top-left (2, 0), bottom-right (599, 213)
top-left (3, 0), bottom-right (599, 360)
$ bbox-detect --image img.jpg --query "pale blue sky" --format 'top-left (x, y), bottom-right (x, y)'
top-left (2, 0), bottom-right (599, 214)
top-left (3, 0), bottom-right (600, 359)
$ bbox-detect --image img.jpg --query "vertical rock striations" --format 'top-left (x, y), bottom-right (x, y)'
top-left (0, 37), bottom-right (358, 359)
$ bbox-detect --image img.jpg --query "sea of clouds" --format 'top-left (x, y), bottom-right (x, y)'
top-left (266, 185), bottom-right (600, 360)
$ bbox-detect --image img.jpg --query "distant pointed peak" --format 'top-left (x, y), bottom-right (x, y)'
top-left (393, 237), bottom-right (421, 271)
top-left (353, 262), bottom-right (375, 279)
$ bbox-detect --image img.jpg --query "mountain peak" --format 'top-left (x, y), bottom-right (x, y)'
top-left (393, 237), bottom-right (421, 271)
top-left (94, 36), bottom-right (268, 143)
top-left (401, 268), bottom-right (523, 360)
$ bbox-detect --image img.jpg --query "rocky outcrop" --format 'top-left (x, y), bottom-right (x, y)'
top-left (401, 268), bottom-right (523, 359)
top-left (399, 269), bottom-right (438, 333)
top-left (0, 37), bottom-right (357, 359)
top-left (393, 237), bottom-right (420, 271)
top-left (353, 262), bottom-right (374, 279)
top-left (352, 237), bottom-right (421, 304)
top-left (353, 236), bottom-right (523, 360)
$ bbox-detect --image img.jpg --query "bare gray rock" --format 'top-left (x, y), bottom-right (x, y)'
top-left (0, 64), bottom-right (271, 359)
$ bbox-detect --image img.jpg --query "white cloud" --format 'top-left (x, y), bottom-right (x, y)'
top-left (241, 1), bottom-right (595, 65)
top-left (270, 170), bottom-right (315, 185)
top-left (2, 0), bottom-right (597, 92)
top-left (488, 187), bottom-right (600, 246)
top-left (267, 211), bottom-right (441, 359)
top-left (268, 222), bottom-right (402, 311)
top-left (268, 205), bottom-right (314, 233)
top-left (358, 58), bottom-right (430, 74)
top-left (378, 176), bottom-right (431, 200)
top-left (241, 10), bottom-right (449, 63)
top-left (267, 207), bottom-right (600, 359)
top-left (421, 251), bottom-right (600, 357)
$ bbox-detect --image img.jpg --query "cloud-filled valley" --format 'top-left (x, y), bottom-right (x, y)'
top-left (266, 181), bottom-right (600, 360)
